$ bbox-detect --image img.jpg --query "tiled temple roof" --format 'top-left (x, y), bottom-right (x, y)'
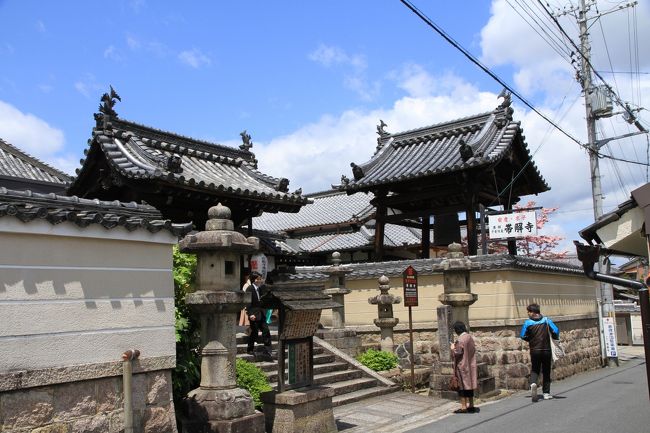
top-left (254, 190), bottom-right (374, 233)
top-left (0, 138), bottom-right (71, 190)
top-left (283, 254), bottom-right (583, 281)
top-left (0, 187), bottom-right (192, 236)
top-left (340, 98), bottom-right (549, 196)
top-left (69, 116), bottom-right (307, 206)
top-left (252, 189), bottom-right (423, 255)
top-left (67, 89), bottom-right (308, 226)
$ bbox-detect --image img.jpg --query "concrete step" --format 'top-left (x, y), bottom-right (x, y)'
top-left (264, 361), bottom-right (350, 381)
top-left (235, 342), bottom-right (325, 355)
top-left (331, 385), bottom-right (400, 407)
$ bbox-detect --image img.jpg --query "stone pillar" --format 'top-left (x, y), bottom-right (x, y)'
top-left (179, 203), bottom-right (265, 433)
top-left (436, 305), bottom-right (453, 362)
top-left (437, 242), bottom-right (478, 328)
top-left (368, 275), bottom-right (401, 352)
top-left (323, 252), bottom-right (351, 329)
top-left (319, 252), bottom-right (360, 356)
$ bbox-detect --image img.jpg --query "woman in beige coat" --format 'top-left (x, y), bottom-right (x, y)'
top-left (450, 321), bottom-right (479, 413)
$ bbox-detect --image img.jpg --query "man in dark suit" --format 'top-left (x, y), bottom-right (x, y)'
top-left (246, 272), bottom-right (271, 354)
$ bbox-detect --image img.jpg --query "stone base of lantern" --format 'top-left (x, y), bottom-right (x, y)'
top-left (182, 388), bottom-right (265, 433)
top-left (428, 361), bottom-right (498, 400)
top-left (261, 386), bottom-right (337, 433)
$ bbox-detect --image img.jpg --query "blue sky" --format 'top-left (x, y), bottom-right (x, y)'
top-left (1, 0), bottom-right (649, 255)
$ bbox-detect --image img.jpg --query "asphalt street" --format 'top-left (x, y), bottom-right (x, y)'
top-left (406, 358), bottom-right (650, 433)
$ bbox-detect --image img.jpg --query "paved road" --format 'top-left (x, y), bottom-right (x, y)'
top-left (406, 358), bottom-right (649, 433)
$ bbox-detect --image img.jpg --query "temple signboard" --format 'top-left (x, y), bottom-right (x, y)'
top-left (488, 210), bottom-right (537, 240)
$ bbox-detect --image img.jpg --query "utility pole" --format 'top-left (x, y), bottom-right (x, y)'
top-left (577, 1), bottom-right (614, 365)
top-left (574, 0), bottom-right (644, 366)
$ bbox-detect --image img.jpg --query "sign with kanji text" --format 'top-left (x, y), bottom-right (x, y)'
top-left (488, 210), bottom-right (537, 240)
top-left (603, 317), bottom-right (619, 358)
top-left (402, 265), bottom-right (418, 307)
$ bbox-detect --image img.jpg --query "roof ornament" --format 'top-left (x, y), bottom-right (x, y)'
top-left (350, 162), bottom-right (365, 181)
top-left (458, 138), bottom-right (474, 162)
top-left (332, 174), bottom-right (350, 190)
top-left (275, 177), bottom-right (289, 192)
top-left (98, 85), bottom-right (121, 117)
top-left (376, 119), bottom-right (390, 151)
top-left (239, 130), bottom-right (253, 151)
top-left (166, 155), bottom-right (183, 173)
top-left (496, 88), bottom-right (514, 121)
top-left (293, 188), bottom-right (302, 196)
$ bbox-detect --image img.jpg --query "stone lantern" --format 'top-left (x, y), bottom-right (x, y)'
top-left (437, 242), bottom-right (478, 329)
top-left (368, 275), bottom-right (401, 352)
top-left (323, 252), bottom-right (352, 329)
top-left (179, 203), bottom-right (265, 433)
top-left (319, 251), bottom-right (360, 356)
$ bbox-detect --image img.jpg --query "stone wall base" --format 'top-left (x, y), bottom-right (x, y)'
top-left (261, 386), bottom-right (337, 433)
top-left (181, 412), bottom-right (265, 433)
top-left (0, 369), bottom-right (177, 433)
top-left (353, 317), bottom-right (601, 391)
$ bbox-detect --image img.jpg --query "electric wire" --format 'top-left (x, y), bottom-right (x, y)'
top-left (398, 0), bottom-right (585, 150)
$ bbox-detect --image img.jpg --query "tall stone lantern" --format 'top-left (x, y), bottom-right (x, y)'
top-left (437, 242), bottom-right (478, 329)
top-left (368, 275), bottom-right (401, 352)
top-left (179, 203), bottom-right (265, 433)
top-left (323, 252), bottom-right (352, 329)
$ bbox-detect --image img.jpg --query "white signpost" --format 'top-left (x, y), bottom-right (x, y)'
top-left (603, 317), bottom-right (619, 358)
top-left (487, 210), bottom-right (537, 240)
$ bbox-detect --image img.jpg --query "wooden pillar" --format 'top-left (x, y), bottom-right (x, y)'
top-left (505, 203), bottom-right (517, 255)
top-left (421, 215), bottom-right (430, 259)
top-left (374, 192), bottom-right (386, 262)
top-left (466, 194), bottom-right (478, 256)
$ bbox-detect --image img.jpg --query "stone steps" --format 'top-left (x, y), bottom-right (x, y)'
top-left (235, 329), bottom-right (399, 407)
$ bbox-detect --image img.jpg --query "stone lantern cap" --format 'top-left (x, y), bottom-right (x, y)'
top-left (368, 275), bottom-right (401, 305)
top-left (179, 203), bottom-right (259, 253)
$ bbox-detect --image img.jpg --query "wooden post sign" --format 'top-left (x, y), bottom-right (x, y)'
top-left (402, 265), bottom-right (418, 307)
top-left (402, 265), bottom-right (418, 393)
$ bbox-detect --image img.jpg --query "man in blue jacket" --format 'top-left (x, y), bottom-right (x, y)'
top-left (520, 303), bottom-right (560, 402)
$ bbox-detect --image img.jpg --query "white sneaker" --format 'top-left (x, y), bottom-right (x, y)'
top-left (543, 393), bottom-right (553, 400)
top-left (531, 383), bottom-right (538, 402)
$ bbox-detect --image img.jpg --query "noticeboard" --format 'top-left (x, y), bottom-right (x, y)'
top-left (402, 265), bottom-right (418, 307)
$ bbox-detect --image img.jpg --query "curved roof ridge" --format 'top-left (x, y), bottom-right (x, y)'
top-left (112, 118), bottom-right (253, 160)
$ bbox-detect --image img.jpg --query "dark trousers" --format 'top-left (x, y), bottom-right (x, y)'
top-left (247, 319), bottom-right (271, 351)
top-left (530, 350), bottom-right (552, 393)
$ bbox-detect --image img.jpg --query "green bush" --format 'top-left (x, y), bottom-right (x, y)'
top-left (171, 247), bottom-right (201, 411)
top-left (236, 358), bottom-right (272, 410)
top-left (356, 349), bottom-right (399, 371)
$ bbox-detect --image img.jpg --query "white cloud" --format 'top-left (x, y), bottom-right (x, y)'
top-left (0, 101), bottom-right (77, 175)
top-left (35, 20), bottom-right (46, 33)
top-left (0, 100), bottom-right (60, 155)
top-left (178, 48), bottom-right (211, 69)
top-left (309, 44), bottom-right (378, 100)
top-left (104, 45), bottom-right (123, 62)
top-left (74, 74), bottom-right (102, 98)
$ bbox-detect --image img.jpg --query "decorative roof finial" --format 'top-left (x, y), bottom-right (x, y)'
top-left (458, 138), bottom-right (474, 162)
top-left (497, 88), bottom-right (511, 109)
top-left (350, 162), bottom-right (364, 181)
top-left (376, 119), bottom-right (390, 151)
top-left (239, 130), bottom-right (253, 151)
top-left (98, 85), bottom-right (121, 117)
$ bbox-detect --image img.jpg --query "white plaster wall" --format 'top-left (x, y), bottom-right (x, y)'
top-left (0, 219), bottom-right (177, 371)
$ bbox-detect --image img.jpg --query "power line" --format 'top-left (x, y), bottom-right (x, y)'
top-left (397, 0), bottom-right (585, 149)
